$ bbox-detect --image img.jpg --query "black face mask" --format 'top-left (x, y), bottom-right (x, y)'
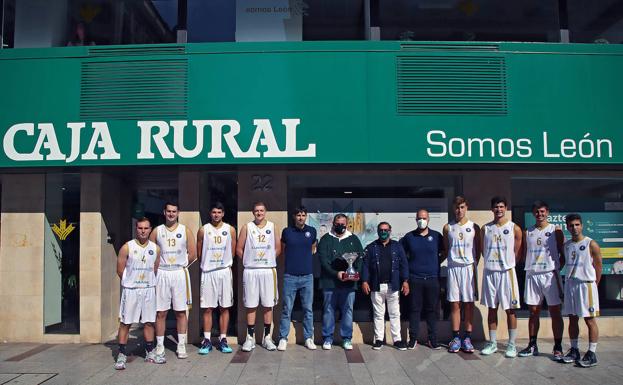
top-left (333, 223), bottom-right (346, 235)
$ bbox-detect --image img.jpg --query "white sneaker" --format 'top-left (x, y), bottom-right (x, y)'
top-left (262, 336), bottom-right (277, 351)
top-left (277, 339), bottom-right (287, 351)
top-left (176, 343), bottom-right (188, 359)
top-left (305, 338), bottom-right (317, 350)
top-left (155, 344), bottom-right (165, 355)
top-left (322, 341), bottom-right (332, 350)
top-left (242, 335), bottom-right (255, 352)
top-left (114, 353), bottom-right (127, 370)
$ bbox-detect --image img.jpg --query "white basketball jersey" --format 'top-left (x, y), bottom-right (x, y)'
top-left (525, 223), bottom-right (560, 273)
top-left (564, 237), bottom-right (596, 281)
top-left (201, 222), bottom-right (233, 271)
top-left (243, 221), bottom-right (276, 268)
top-left (483, 221), bottom-right (516, 271)
top-left (121, 239), bottom-right (158, 288)
top-left (447, 220), bottom-right (476, 267)
top-left (155, 223), bottom-right (188, 270)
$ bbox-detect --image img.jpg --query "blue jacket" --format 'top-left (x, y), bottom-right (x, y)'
top-left (361, 239), bottom-right (409, 292)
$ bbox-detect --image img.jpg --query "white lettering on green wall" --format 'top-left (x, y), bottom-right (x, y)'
top-left (137, 118), bottom-right (316, 159)
top-left (426, 129), bottom-right (613, 160)
top-left (3, 122), bottom-right (120, 162)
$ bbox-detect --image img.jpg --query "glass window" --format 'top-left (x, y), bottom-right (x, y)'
top-left (1, 0), bottom-right (16, 48)
top-left (187, 0), bottom-right (235, 42)
top-left (44, 173), bottom-right (80, 334)
top-left (567, 0), bottom-right (623, 43)
top-left (289, 172), bottom-right (459, 322)
top-left (303, 0), bottom-right (364, 40)
top-left (7, 0), bottom-right (177, 48)
top-left (511, 177), bottom-right (623, 315)
top-left (66, 0), bottom-right (178, 46)
top-left (376, 0), bottom-right (560, 42)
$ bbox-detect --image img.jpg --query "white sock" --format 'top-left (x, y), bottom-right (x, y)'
top-left (571, 339), bottom-right (579, 349)
top-left (489, 330), bottom-right (497, 343)
top-left (178, 333), bottom-right (187, 345)
top-left (508, 329), bottom-right (517, 345)
top-left (156, 336), bottom-right (164, 347)
top-left (588, 342), bottom-right (597, 352)
top-left (203, 332), bottom-right (211, 340)
top-left (220, 334), bottom-right (227, 340)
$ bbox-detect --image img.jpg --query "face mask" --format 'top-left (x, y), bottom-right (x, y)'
top-left (333, 223), bottom-right (346, 235)
top-left (378, 230), bottom-right (390, 240)
top-left (417, 219), bottom-right (428, 230)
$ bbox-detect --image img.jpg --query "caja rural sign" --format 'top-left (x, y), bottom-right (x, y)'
top-left (0, 119), bottom-right (618, 166)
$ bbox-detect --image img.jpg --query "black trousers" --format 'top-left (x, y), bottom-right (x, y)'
top-left (409, 278), bottom-right (440, 342)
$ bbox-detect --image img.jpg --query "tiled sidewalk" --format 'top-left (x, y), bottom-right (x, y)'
top-left (0, 338), bottom-right (622, 384)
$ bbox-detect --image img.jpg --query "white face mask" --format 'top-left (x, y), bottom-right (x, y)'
top-left (417, 219), bottom-right (428, 230)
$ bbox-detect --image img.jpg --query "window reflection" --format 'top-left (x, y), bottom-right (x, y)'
top-left (567, 0), bottom-right (623, 43)
top-left (377, 0), bottom-right (560, 42)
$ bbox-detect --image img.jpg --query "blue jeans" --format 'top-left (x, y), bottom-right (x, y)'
top-left (322, 288), bottom-right (355, 343)
top-left (278, 274), bottom-right (314, 340)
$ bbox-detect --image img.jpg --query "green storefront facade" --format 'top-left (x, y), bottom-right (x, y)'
top-left (1, 41), bottom-right (622, 343)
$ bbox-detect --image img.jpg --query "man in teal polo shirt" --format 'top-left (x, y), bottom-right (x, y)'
top-left (317, 213), bottom-right (363, 351)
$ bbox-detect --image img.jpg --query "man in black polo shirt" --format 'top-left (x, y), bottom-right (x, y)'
top-left (400, 209), bottom-right (443, 349)
top-left (277, 206), bottom-right (317, 351)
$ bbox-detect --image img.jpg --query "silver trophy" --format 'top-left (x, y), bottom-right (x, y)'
top-left (341, 252), bottom-right (360, 281)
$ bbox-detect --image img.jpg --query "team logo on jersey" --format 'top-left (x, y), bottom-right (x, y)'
top-left (222, 231), bottom-right (228, 236)
top-left (503, 229), bottom-right (509, 234)
top-left (589, 307), bottom-right (595, 313)
top-left (176, 233), bottom-right (182, 238)
top-left (580, 245), bottom-right (586, 251)
top-left (511, 299), bottom-right (518, 305)
top-left (148, 250), bottom-right (154, 255)
top-left (266, 229), bottom-right (271, 234)
top-left (545, 232), bottom-right (551, 237)
top-left (466, 228), bottom-right (472, 232)
top-left (305, 231), bottom-right (311, 238)
top-left (427, 236), bottom-right (433, 241)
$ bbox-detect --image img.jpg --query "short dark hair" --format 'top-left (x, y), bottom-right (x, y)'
top-left (252, 201), bottom-right (267, 210)
top-left (565, 213), bottom-right (582, 225)
top-left (377, 221), bottom-right (392, 230)
top-left (333, 213), bottom-right (347, 223)
top-left (292, 206), bottom-right (308, 215)
top-left (163, 201), bottom-right (178, 210)
top-left (490, 196), bottom-right (507, 208)
top-left (210, 202), bottom-right (225, 211)
top-left (532, 200), bottom-right (549, 211)
top-left (453, 195), bottom-right (468, 207)
top-left (136, 217), bottom-right (151, 226)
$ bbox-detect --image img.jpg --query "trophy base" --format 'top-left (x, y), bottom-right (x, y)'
top-left (343, 272), bottom-right (360, 281)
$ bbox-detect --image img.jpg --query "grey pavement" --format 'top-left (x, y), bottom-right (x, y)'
top-left (0, 338), bottom-right (622, 385)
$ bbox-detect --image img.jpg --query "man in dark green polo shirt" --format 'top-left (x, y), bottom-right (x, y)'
top-left (317, 213), bottom-right (363, 351)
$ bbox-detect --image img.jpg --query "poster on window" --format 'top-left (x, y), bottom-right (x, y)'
top-left (303, 197), bottom-right (447, 244)
top-left (525, 211), bottom-right (623, 275)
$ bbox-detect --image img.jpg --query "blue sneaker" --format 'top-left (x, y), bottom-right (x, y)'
top-left (198, 339), bottom-right (212, 355)
top-left (461, 337), bottom-right (474, 353)
top-left (448, 337), bottom-right (461, 353)
top-left (217, 338), bottom-right (233, 354)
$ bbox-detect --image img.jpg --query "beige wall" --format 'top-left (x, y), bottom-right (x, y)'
top-left (0, 174), bottom-right (45, 342)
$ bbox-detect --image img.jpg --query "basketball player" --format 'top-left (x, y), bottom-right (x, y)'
top-left (236, 202), bottom-right (282, 351)
top-left (115, 217), bottom-right (161, 370)
top-left (561, 213), bottom-right (602, 367)
top-left (443, 196), bottom-right (480, 353)
top-left (196, 202), bottom-right (236, 354)
top-left (480, 196), bottom-right (522, 358)
top-left (150, 202), bottom-right (196, 361)
top-left (518, 201), bottom-right (565, 359)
